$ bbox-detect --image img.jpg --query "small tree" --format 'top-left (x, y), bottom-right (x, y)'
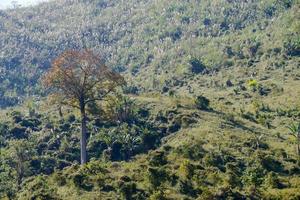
top-left (8, 140), bottom-right (34, 189)
top-left (43, 50), bottom-right (125, 164)
top-left (287, 122), bottom-right (300, 157)
top-left (105, 94), bottom-right (137, 124)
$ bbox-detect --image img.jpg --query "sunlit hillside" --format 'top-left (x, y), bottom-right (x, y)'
top-left (0, 0), bottom-right (299, 199)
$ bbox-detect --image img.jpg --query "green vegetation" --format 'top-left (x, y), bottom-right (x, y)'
top-left (287, 122), bottom-right (300, 157)
top-left (0, 0), bottom-right (300, 199)
top-left (0, 0), bottom-right (299, 106)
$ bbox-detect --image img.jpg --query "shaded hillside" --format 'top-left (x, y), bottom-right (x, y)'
top-left (0, 0), bottom-right (299, 106)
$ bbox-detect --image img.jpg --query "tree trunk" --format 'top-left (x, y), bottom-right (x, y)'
top-left (297, 139), bottom-right (300, 157)
top-left (58, 105), bottom-right (63, 118)
top-left (16, 164), bottom-right (23, 190)
top-left (297, 138), bottom-right (300, 165)
top-left (80, 106), bottom-right (88, 165)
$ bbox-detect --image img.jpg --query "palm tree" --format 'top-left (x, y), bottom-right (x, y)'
top-left (287, 122), bottom-right (300, 157)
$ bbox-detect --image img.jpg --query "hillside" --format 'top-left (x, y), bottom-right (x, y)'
top-left (0, 0), bottom-right (300, 199)
top-left (0, 0), bottom-right (299, 106)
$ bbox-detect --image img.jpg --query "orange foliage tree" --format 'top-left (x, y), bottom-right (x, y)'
top-left (43, 50), bottom-right (125, 164)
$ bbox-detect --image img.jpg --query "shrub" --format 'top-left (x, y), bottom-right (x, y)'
top-left (40, 156), bottom-right (57, 175)
top-left (20, 118), bottom-right (41, 129)
top-left (123, 85), bottom-right (139, 95)
top-left (119, 182), bottom-right (137, 200)
top-left (149, 190), bottom-right (168, 200)
top-left (189, 58), bottom-right (206, 74)
top-left (175, 143), bottom-right (206, 160)
top-left (67, 114), bottom-right (76, 123)
top-left (224, 170), bottom-right (241, 189)
top-left (148, 167), bottom-right (168, 188)
top-left (149, 151), bottom-right (167, 166)
top-left (17, 176), bottom-right (61, 200)
top-left (178, 179), bottom-right (198, 197)
top-left (257, 115), bottom-right (272, 129)
top-left (141, 129), bottom-right (159, 151)
top-left (203, 153), bottom-right (224, 170)
top-left (178, 160), bottom-right (194, 179)
top-left (262, 172), bottom-right (280, 189)
top-left (247, 79), bottom-right (259, 92)
top-left (260, 155), bottom-right (284, 173)
top-left (167, 121), bottom-right (181, 133)
top-left (242, 163), bottom-right (265, 188)
top-left (72, 172), bottom-right (93, 191)
top-left (9, 126), bottom-right (28, 139)
top-left (105, 94), bottom-right (138, 124)
top-left (53, 172), bottom-right (66, 186)
top-left (167, 27), bottom-right (182, 41)
top-left (111, 141), bottom-right (123, 161)
top-left (10, 111), bottom-right (23, 123)
top-left (284, 34), bottom-right (300, 56)
top-left (87, 140), bottom-right (108, 159)
top-left (195, 96), bottom-right (210, 110)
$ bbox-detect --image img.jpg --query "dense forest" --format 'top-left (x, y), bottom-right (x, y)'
top-left (0, 0), bottom-right (300, 199)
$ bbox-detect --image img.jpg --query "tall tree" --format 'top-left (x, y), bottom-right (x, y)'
top-left (44, 50), bottom-right (125, 164)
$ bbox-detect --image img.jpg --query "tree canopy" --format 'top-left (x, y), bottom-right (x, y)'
top-left (43, 50), bottom-right (125, 109)
top-left (43, 49), bottom-right (125, 164)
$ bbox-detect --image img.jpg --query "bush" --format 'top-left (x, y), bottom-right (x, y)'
top-left (175, 143), bottom-right (206, 160)
top-left (178, 179), bottom-right (198, 197)
top-left (203, 153), bottom-right (224, 170)
top-left (17, 176), bottom-right (61, 200)
top-left (123, 85), bottom-right (139, 95)
top-left (111, 141), bottom-right (123, 161)
top-left (141, 129), bottom-right (159, 151)
top-left (10, 111), bottom-right (23, 123)
top-left (242, 163), bottom-right (265, 188)
top-left (9, 125), bottom-right (28, 139)
top-left (167, 121), bottom-right (181, 133)
top-left (67, 114), bottom-right (76, 123)
top-left (260, 155), bottom-right (284, 173)
top-left (40, 156), bottom-right (57, 175)
top-left (248, 79), bottom-right (259, 92)
top-left (53, 172), bottom-right (66, 186)
top-left (224, 170), bottom-right (241, 189)
top-left (189, 58), bottom-right (206, 74)
top-left (284, 34), bottom-right (300, 56)
top-left (105, 94), bottom-right (138, 124)
top-left (119, 182), bottom-right (137, 200)
top-left (149, 190), bottom-right (168, 200)
top-left (20, 118), bottom-right (41, 129)
top-left (148, 167), bottom-right (168, 188)
top-left (149, 151), bottom-right (168, 166)
top-left (87, 140), bottom-right (108, 159)
top-left (72, 172), bottom-right (93, 191)
top-left (262, 172), bottom-right (281, 189)
top-left (195, 95), bottom-right (210, 110)
top-left (178, 160), bottom-right (194, 179)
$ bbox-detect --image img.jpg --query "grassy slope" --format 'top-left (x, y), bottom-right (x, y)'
top-left (15, 68), bottom-right (300, 199)
top-left (0, 0), bottom-right (300, 199)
